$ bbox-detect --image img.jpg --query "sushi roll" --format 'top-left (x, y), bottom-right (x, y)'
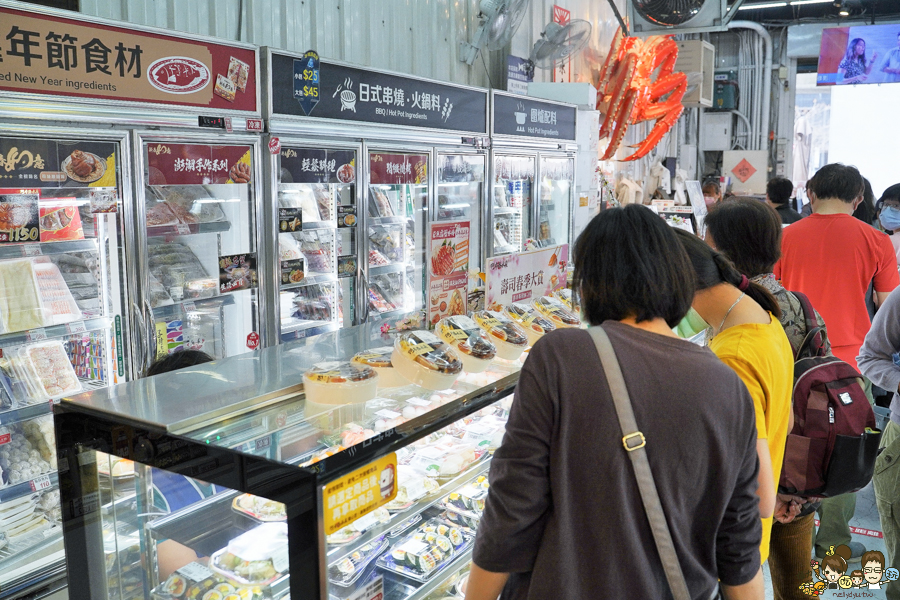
top-left (214, 584), bottom-right (234, 595)
top-left (424, 532), bottom-right (437, 544)
top-left (422, 526), bottom-right (436, 534)
top-left (392, 549), bottom-right (407, 564)
top-left (349, 551), bottom-right (363, 564)
top-left (201, 591), bottom-right (223, 600)
top-left (430, 546), bottom-right (445, 564)
top-left (447, 528), bottom-right (464, 546)
top-left (434, 535), bottom-right (452, 554)
top-left (335, 557), bottom-right (356, 578)
top-left (410, 550), bottom-right (437, 574)
top-left (446, 493), bottom-right (466, 510)
top-left (163, 574), bottom-right (187, 597)
top-left (223, 595), bottom-right (241, 600)
top-left (436, 524), bottom-right (450, 536)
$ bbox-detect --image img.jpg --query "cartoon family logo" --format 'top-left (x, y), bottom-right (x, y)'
top-left (800, 545), bottom-right (899, 596)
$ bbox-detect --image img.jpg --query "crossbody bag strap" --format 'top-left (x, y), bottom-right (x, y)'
top-left (588, 326), bottom-right (693, 600)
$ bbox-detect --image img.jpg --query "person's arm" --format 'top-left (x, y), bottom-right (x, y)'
top-left (858, 288), bottom-right (900, 394)
top-left (876, 291), bottom-right (892, 308)
top-left (465, 565), bottom-right (509, 600)
top-left (873, 236), bottom-right (900, 307)
top-left (866, 53), bottom-right (879, 74)
top-left (721, 569), bottom-right (765, 600)
top-left (755, 439), bottom-right (776, 518)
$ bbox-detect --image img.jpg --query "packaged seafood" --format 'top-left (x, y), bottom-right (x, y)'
top-left (367, 187), bottom-right (394, 218)
top-left (19, 341), bottom-right (81, 398)
top-left (298, 234), bottom-right (332, 272)
top-left (351, 346), bottom-right (407, 388)
top-left (33, 262), bottom-right (82, 325)
top-left (39, 204), bottom-right (85, 242)
top-left (471, 310), bottom-right (528, 360)
top-left (232, 494), bottom-right (286, 522)
top-left (312, 185), bottom-right (332, 221)
top-left (368, 249), bottom-right (390, 267)
top-left (369, 227), bottom-right (404, 263)
top-left (302, 361), bottom-right (378, 405)
top-left (278, 234), bottom-right (303, 261)
top-left (367, 286), bottom-right (394, 315)
top-left (151, 186), bottom-right (228, 224)
top-left (439, 477), bottom-right (490, 520)
top-left (437, 316), bottom-right (496, 373)
top-left (503, 303), bottom-right (556, 346)
top-left (149, 272), bottom-right (175, 307)
top-left (210, 523), bottom-right (288, 586)
top-left (376, 517), bottom-right (472, 583)
top-left (407, 438), bottom-right (482, 479)
top-left (392, 331), bottom-right (463, 390)
top-left (279, 188), bottom-right (321, 223)
top-left (327, 535), bottom-right (388, 587)
top-left (533, 296), bottom-right (580, 328)
top-left (148, 243), bottom-right (216, 302)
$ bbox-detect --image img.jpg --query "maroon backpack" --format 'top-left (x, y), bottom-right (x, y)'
top-left (778, 292), bottom-right (882, 498)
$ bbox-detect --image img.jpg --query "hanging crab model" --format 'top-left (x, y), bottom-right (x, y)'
top-left (596, 27), bottom-right (688, 161)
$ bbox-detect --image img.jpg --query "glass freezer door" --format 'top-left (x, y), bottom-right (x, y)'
top-left (436, 154), bottom-right (484, 271)
top-left (141, 141), bottom-right (259, 363)
top-left (538, 156), bottom-right (574, 248)
top-left (366, 152), bottom-right (429, 320)
top-left (0, 131), bottom-right (132, 593)
top-left (491, 155), bottom-right (535, 255)
top-left (276, 146), bottom-right (356, 341)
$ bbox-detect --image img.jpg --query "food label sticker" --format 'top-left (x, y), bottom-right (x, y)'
top-left (351, 510), bottom-right (380, 532)
top-left (450, 315), bottom-right (478, 330)
top-left (30, 474), bottom-right (51, 491)
top-left (182, 302), bottom-right (197, 314)
top-left (487, 310), bottom-right (512, 324)
top-left (322, 452), bottom-right (397, 535)
top-left (271, 546), bottom-right (290, 573)
top-left (397, 540), bottom-right (429, 555)
top-left (176, 562), bottom-right (214, 582)
top-left (347, 575), bottom-right (383, 600)
top-left (22, 244), bottom-right (42, 257)
top-left (269, 137), bottom-right (281, 155)
top-left (405, 342), bottom-right (434, 357)
top-left (353, 352), bottom-right (382, 361)
top-left (375, 409), bottom-right (401, 419)
top-left (406, 398), bottom-right (430, 407)
top-left (415, 330), bottom-right (441, 344)
top-left (174, 223), bottom-right (192, 235)
top-left (26, 328), bottom-right (47, 342)
top-left (442, 327), bottom-right (468, 342)
top-left (0, 433), bottom-right (10, 445)
top-left (308, 371), bottom-right (339, 383)
top-left (405, 477), bottom-right (428, 501)
top-left (66, 320), bottom-right (87, 334)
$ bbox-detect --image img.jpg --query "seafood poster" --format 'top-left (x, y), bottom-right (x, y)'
top-left (147, 143), bottom-right (251, 186)
top-left (0, 136), bottom-right (117, 189)
top-left (322, 452), bottom-right (397, 535)
top-left (280, 147), bottom-right (355, 185)
top-left (485, 245), bottom-right (568, 310)
top-left (428, 221), bottom-right (470, 325)
top-left (219, 252), bottom-right (258, 294)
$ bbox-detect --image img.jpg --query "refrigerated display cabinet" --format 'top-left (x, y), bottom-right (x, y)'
top-left (537, 156), bottom-right (575, 249)
top-left (56, 317), bottom-right (521, 600)
top-left (490, 155), bottom-right (535, 256)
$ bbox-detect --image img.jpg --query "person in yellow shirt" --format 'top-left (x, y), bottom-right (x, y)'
top-left (675, 229), bottom-right (794, 565)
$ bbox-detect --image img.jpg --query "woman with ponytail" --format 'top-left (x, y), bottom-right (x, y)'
top-left (675, 228), bottom-right (794, 567)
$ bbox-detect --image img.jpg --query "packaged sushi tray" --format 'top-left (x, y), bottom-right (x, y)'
top-left (503, 303), bottom-right (555, 346)
top-left (375, 517), bottom-right (473, 583)
top-left (153, 562), bottom-right (265, 600)
top-left (383, 466), bottom-right (440, 512)
top-left (406, 437), bottom-right (485, 480)
top-left (436, 316), bottom-right (496, 374)
top-left (326, 507), bottom-right (390, 545)
top-left (386, 513), bottom-right (422, 538)
top-left (471, 310), bottom-right (528, 361)
top-left (209, 523), bottom-right (289, 588)
top-left (328, 534), bottom-right (389, 587)
top-left (533, 296), bottom-right (580, 328)
top-left (437, 476), bottom-right (490, 521)
top-left (232, 494), bottom-right (286, 523)
top-left (391, 330), bottom-right (463, 390)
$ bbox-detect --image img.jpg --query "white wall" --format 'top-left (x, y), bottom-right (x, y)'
top-left (828, 83), bottom-right (900, 198)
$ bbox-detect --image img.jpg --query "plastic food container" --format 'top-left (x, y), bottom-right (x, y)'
top-left (407, 438), bottom-right (483, 480)
top-left (392, 331), bottom-right (463, 391)
top-left (375, 517), bottom-right (473, 583)
top-left (327, 535), bottom-right (388, 587)
top-left (210, 523), bottom-right (288, 587)
top-left (533, 296), bottom-right (581, 328)
top-left (503, 303), bottom-right (556, 346)
top-left (0, 259), bottom-right (50, 333)
top-left (472, 311), bottom-right (528, 360)
top-left (436, 316), bottom-right (496, 374)
top-left (384, 465), bottom-right (440, 512)
top-left (553, 288), bottom-right (579, 313)
top-left (232, 494), bottom-right (286, 522)
top-left (438, 476), bottom-right (490, 521)
top-left (351, 346), bottom-right (407, 389)
top-left (153, 562), bottom-right (227, 600)
top-left (33, 262), bottom-right (82, 325)
top-left (302, 361), bottom-right (378, 405)
top-left (21, 341), bottom-right (82, 398)
top-left (326, 507), bottom-right (390, 545)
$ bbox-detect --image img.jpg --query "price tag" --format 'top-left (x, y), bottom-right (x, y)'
top-left (66, 320), bottom-right (87, 334)
top-left (255, 436), bottom-right (272, 451)
top-left (443, 327), bottom-right (468, 341)
top-left (347, 576), bottom-right (383, 600)
top-left (271, 547), bottom-right (290, 573)
top-left (416, 331), bottom-right (441, 344)
top-left (182, 302), bottom-right (197, 314)
top-left (175, 224), bottom-right (191, 235)
top-left (405, 342), bottom-right (433, 357)
top-left (26, 328), bottom-right (47, 342)
top-left (450, 315), bottom-right (479, 330)
top-left (30, 474), bottom-right (51, 491)
top-left (375, 409), bottom-right (401, 419)
top-left (177, 562), bottom-right (215, 582)
top-left (0, 433), bottom-right (11, 445)
top-left (397, 540), bottom-right (429, 554)
top-left (22, 244), bottom-right (42, 257)
top-left (406, 398), bottom-right (430, 407)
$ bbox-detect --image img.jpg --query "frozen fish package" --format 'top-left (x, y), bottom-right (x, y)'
top-left (33, 263), bottom-right (82, 325)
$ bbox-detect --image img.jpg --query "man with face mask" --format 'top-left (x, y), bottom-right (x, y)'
top-left (878, 184), bottom-right (900, 264)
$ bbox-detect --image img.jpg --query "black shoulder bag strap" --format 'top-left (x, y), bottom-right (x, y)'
top-left (588, 326), bottom-right (693, 600)
top-left (791, 290), bottom-right (827, 359)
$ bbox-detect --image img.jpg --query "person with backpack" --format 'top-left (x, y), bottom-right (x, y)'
top-left (857, 287), bottom-right (900, 600)
top-left (675, 229), bottom-right (794, 570)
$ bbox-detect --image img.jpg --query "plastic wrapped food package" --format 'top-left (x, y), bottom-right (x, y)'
top-left (154, 562), bottom-right (228, 600)
top-left (279, 188), bottom-right (320, 223)
top-left (368, 249), bottom-right (390, 267)
top-left (149, 272), bottom-right (174, 307)
top-left (298, 234), bottom-right (331, 272)
top-left (20, 341), bottom-right (82, 398)
top-left (149, 243), bottom-right (217, 303)
top-left (312, 185), bottom-right (332, 222)
top-left (461, 415), bottom-right (506, 451)
top-left (151, 186), bottom-right (228, 224)
top-left (503, 303), bottom-right (556, 346)
top-left (232, 494), bottom-right (286, 522)
top-left (376, 517), bottom-right (473, 583)
top-left (533, 296), bottom-right (581, 328)
top-left (351, 346), bottom-right (407, 389)
top-left (328, 536), bottom-right (388, 587)
top-left (439, 476), bottom-right (490, 520)
top-left (210, 522), bottom-right (289, 586)
top-left (277, 234), bottom-right (303, 262)
top-left (472, 310), bottom-right (528, 360)
top-left (392, 331), bottom-right (463, 390)
top-left (553, 287), bottom-right (579, 313)
top-left (367, 187), bottom-right (394, 218)
top-left (326, 507), bottom-right (390, 546)
top-left (368, 227), bottom-right (404, 264)
top-left (437, 316), bottom-right (496, 373)
top-left (33, 262), bottom-right (82, 325)
top-left (407, 437), bottom-right (483, 480)
top-left (384, 465), bottom-right (440, 512)
top-left (302, 361), bottom-right (378, 405)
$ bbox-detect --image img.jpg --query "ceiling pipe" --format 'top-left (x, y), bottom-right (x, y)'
top-left (727, 20), bottom-right (772, 154)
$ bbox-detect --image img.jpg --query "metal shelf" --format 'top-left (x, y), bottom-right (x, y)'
top-left (369, 263), bottom-right (409, 276)
top-left (370, 216), bottom-right (411, 225)
top-left (0, 402), bottom-right (51, 427)
top-left (151, 294), bottom-right (236, 319)
top-left (280, 272), bottom-right (338, 291)
top-left (0, 316), bottom-right (112, 348)
top-left (146, 221), bottom-right (231, 238)
top-left (493, 206), bottom-right (520, 214)
top-left (280, 320), bottom-right (340, 343)
top-left (0, 239), bottom-right (98, 261)
top-left (301, 221), bottom-right (338, 231)
top-left (0, 472), bottom-right (58, 503)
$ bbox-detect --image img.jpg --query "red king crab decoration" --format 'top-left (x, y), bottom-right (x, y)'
top-left (596, 27), bottom-right (687, 161)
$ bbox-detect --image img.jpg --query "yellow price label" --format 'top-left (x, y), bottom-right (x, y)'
top-left (442, 327), bottom-right (468, 341)
top-left (308, 371), bottom-right (339, 383)
top-left (405, 342), bottom-right (434, 357)
top-left (323, 453), bottom-right (397, 535)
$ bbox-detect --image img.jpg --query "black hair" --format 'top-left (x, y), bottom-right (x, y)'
top-left (147, 350), bottom-right (215, 376)
top-left (879, 183), bottom-right (900, 206)
top-left (766, 177), bottom-right (793, 206)
top-left (706, 197), bottom-right (783, 277)
top-left (673, 228), bottom-right (782, 319)
top-left (702, 180), bottom-right (720, 196)
top-left (853, 178), bottom-right (877, 225)
top-left (573, 204), bottom-right (695, 328)
top-left (812, 163), bottom-right (865, 204)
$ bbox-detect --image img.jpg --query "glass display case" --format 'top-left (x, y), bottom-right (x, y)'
top-left (56, 316), bottom-right (522, 600)
top-left (0, 129), bottom-right (133, 597)
top-left (537, 157), bottom-right (575, 249)
top-left (139, 138), bottom-right (261, 365)
top-left (491, 155), bottom-right (535, 256)
top-left (275, 145), bottom-right (358, 342)
top-left (435, 154), bottom-right (485, 270)
top-left (366, 152), bottom-right (429, 321)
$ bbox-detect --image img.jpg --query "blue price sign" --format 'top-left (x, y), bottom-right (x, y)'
top-left (293, 50), bottom-right (320, 115)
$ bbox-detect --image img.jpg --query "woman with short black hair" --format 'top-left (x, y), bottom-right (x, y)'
top-left (467, 205), bottom-right (765, 600)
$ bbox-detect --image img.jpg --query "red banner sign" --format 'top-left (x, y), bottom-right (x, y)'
top-left (147, 143), bottom-right (252, 185)
top-left (0, 6), bottom-right (258, 113)
top-left (369, 153), bottom-right (428, 185)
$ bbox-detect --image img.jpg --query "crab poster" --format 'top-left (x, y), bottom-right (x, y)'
top-left (485, 245), bottom-right (568, 311)
top-left (428, 221), bottom-right (469, 325)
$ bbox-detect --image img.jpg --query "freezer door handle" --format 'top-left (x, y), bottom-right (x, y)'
top-left (359, 271), bottom-right (369, 325)
top-left (143, 299), bottom-right (155, 374)
top-left (132, 302), bottom-right (145, 378)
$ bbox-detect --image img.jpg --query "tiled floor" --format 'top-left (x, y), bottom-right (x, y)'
top-left (764, 480), bottom-right (890, 599)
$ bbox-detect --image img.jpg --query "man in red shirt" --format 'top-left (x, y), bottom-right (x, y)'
top-left (775, 162), bottom-right (900, 562)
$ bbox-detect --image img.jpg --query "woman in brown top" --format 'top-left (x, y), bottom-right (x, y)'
top-left (467, 205), bottom-right (765, 600)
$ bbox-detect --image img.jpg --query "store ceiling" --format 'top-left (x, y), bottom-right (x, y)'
top-left (732, 0), bottom-right (900, 24)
